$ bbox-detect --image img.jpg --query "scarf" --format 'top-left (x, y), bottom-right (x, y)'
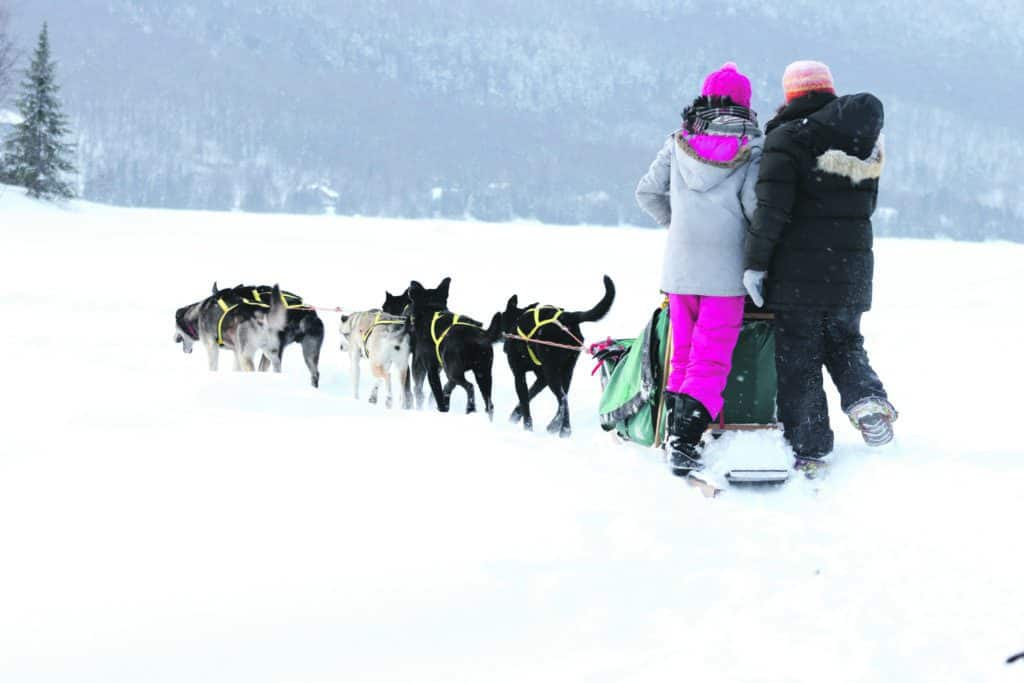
top-left (681, 103), bottom-right (762, 139)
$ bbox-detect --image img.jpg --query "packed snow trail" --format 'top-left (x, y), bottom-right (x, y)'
top-left (1, 188), bottom-right (1021, 682)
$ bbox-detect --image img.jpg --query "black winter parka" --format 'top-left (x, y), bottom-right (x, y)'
top-left (745, 91), bottom-right (885, 311)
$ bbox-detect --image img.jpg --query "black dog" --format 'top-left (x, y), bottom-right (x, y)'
top-left (213, 283), bottom-right (325, 387)
top-left (405, 278), bottom-right (502, 417)
top-left (382, 289), bottom-right (411, 317)
top-left (501, 275), bottom-right (615, 437)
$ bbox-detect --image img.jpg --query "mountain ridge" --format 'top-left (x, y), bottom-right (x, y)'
top-left (6, 0), bottom-right (1021, 239)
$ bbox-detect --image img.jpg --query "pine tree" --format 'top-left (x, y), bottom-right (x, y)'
top-left (0, 5), bottom-right (17, 99)
top-left (2, 23), bottom-right (76, 199)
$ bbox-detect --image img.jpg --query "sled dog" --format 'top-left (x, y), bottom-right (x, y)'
top-left (501, 276), bottom-right (615, 437)
top-left (339, 309), bottom-right (413, 409)
top-left (174, 284), bottom-right (288, 373)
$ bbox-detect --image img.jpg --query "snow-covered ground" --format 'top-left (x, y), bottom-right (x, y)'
top-left (1, 185), bottom-right (1022, 682)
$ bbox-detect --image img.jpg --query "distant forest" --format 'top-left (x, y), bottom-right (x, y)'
top-left (6, 1), bottom-right (1023, 241)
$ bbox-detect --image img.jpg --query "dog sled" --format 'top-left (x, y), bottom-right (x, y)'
top-left (594, 298), bottom-right (779, 449)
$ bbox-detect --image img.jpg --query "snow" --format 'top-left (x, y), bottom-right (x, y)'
top-left (0, 109), bottom-right (23, 125)
top-left (1, 186), bottom-right (1022, 682)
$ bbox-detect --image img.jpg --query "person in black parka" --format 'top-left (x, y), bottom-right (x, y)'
top-left (743, 60), bottom-right (898, 465)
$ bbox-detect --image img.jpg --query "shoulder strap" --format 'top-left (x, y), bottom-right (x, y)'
top-left (216, 298), bottom-right (239, 346)
top-left (431, 312), bottom-right (450, 365)
top-left (432, 312), bottom-right (485, 366)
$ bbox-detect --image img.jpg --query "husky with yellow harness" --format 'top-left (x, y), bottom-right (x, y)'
top-left (406, 278), bottom-right (502, 418)
top-left (173, 284), bottom-right (288, 373)
top-left (338, 310), bottom-right (412, 409)
top-left (211, 283), bottom-right (326, 387)
top-left (500, 276), bottom-right (615, 437)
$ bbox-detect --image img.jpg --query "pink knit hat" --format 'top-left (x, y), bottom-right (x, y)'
top-left (701, 62), bottom-right (752, 108)
top-left (782, 60), bottom-right (835, 102)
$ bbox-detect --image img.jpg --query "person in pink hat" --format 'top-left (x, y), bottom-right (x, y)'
top-left (635, 63), bottom-right (762, 480)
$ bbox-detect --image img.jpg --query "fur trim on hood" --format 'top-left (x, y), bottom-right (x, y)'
top-left (816, 135), bottom-right (885, 185)
top-left (675, 132), bottom-right (753, 169)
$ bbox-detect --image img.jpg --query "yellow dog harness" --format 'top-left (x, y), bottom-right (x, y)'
top-left (215, 289), bottom-right (310, 346)
top-left (245, 289), bottom-right (309, 310)
top-left (517, 306), bottom-right (566, 366)
top-left (360, 312), bottom-right (405, 354)
top-left (216, 298), bottom-right (239, 346)
top-left (431, 311), bottom-right (482, 366)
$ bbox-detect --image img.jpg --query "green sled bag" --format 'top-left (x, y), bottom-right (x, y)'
top-left (595, 307), bottom-right (778, 446)
top-left (596, 307), bottom-right (671, 447)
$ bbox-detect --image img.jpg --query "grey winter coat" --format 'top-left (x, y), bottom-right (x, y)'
top-left (636, 133), bottom-right (762, 296)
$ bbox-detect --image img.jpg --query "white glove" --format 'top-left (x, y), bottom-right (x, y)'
top-left (743, 270), bottom-right (766, 308)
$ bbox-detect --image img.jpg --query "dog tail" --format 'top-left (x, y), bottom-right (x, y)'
top-left (562, 275), bottom-right (615, 325)
top-left (267, 283), bottom-right (288, 331)
top-left (485, 312), bottom-right (503, 344)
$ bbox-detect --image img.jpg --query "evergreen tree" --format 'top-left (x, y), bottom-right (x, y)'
top-left (2, 23), bottom-right (76, 199)
top-left (0, 5), bottom-right (17, 99)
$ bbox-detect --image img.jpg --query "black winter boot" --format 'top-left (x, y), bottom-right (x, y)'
top-left (664, 392), bottom-right (712, 476)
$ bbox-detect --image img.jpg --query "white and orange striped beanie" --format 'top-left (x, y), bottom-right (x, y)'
top-left (782, 61), bottom-right (835, 103)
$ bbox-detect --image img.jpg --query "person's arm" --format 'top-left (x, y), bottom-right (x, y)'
top-left (635, 136), bottom-right (673, 227)
top-left (745, 134), bottom-right (800, 271)
top-left (739, 146), bottom-right (762, 223)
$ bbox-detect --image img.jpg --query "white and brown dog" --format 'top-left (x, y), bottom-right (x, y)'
top-left (338, 310), bottom-right (413, 409)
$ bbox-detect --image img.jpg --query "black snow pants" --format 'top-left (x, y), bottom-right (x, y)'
top-left (774, 309), bottom-right (887, 458)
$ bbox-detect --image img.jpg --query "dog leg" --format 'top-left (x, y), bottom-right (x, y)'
top-left (239, 351), bottom-right (256, 372)
top-left (441, 378), bottom-right (456, 408)
top-left (474, 367), bottom-right (494, 421)
top-left (510, 376), bottom-right (547, 426)
top-left (559, 371), bottom-right (574, 438)
top-left (546, 397), bottom-right (567, 435)
top-left (369, 362), bottom-right (388, 406)
top-left (399, 365), bottom-right (412, 410)
top-left (546, 376), bottom-right (573, 438)
top-left (205, 339), bottom-right (220, 372)
top-left (258, 354), bottom-right (271, 372)
top-left (350, 347), bottom-right (361, 400)
top-left (270, 347), bottom-right (282, 373)
top-left (413, 360), bottom-right (428, 410)
top-left (557, 396), bottom-right (572, 438)
top-left (383, 365), bottom-right (394, 409)
top-left (445, 364), bottom-right (475, 414)
top-left (546, 384), bottom-right (568, 436)
top-left (427, 367), bottom-right (448, 412)
top-left (302, 334), bottom-right (321, 388)
top-left (462, 379), bottom-right (476, 414)
top-left (512, 373), bottom-right (534, 430)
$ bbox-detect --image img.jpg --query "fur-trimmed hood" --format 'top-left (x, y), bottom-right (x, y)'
top-left (817, 135), bottom-right (885, 185)
top-left (806, 92), bottom-right (884, 163)
top-left (673, 132), bottom-right (762, 192)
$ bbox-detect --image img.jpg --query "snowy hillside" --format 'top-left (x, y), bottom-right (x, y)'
top-left (9, 1), bottom-right (1024, 239)
top-left (1, 187), bottom-right (1022, 682)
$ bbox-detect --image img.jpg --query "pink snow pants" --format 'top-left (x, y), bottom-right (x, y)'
top-left (666, 294), bottom-right (745, 419)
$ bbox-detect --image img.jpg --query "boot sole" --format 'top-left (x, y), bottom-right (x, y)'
top-left (859, 417), bottom-right (894, 447)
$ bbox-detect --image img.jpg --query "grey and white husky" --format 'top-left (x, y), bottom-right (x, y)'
top-left (174, 284), bottom-right (288, 372)
top-left (338, 310), bottom-right (413, 409)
